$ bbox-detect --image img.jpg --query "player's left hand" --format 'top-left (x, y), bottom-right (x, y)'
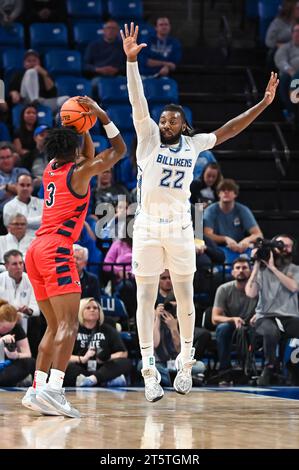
top-left (263, 72), bottom-right (279, 106)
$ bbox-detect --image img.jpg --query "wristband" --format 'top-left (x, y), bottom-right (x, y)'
top-left (78, 356), bottom-right (82, 364)
top-left (103, 121), bottom-right (119, 139)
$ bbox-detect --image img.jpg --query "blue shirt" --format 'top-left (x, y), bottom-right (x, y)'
top-left (203, 201), bottom-right (258, 242)
top-left (0, 167), bottom-right (30, 211)
top-left (140, 34), bottom-right (182, 75)
top-left (83, 38), bottom-right (125, 74)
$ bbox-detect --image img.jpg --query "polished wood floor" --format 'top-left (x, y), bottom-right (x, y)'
top-left (1, 388), bottom-right (299, 449)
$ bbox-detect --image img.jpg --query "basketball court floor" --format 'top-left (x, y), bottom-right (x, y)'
top-left (1, 386), bottom-right (299, 449)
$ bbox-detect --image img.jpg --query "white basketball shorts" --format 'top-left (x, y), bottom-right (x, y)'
top-left (132, 211), bottom-right (196, 277)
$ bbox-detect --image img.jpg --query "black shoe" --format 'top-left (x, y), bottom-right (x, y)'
top-left (257, 366), bottom-right (274, 386)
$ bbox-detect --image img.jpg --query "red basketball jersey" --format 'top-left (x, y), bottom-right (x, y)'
top-left (36, 160), bottom-right (90, 242)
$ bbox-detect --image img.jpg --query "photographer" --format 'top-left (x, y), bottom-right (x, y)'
top-left (0, 298), bottom-right (35, 387)
top-left (246, 234), bottom-right (299, 385)
top-left (64, 298), bottom-right (132, 387)
top-left (212, 257), bottom-right (257, 378)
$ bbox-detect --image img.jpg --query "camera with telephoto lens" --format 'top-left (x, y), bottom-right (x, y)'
top-left (4, 341), bottom-right (17, 352)
top-left (253, 237), bottom-right (285, 263)
top-left (163, 301), bottom-right (177, 317)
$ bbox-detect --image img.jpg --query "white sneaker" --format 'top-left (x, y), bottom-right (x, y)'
top-left (21, 387), bottom-right (61, 416)
top-left (36, 384), bottom-right (81, 418)
top-left (174, 348), bottom-right (196, 395)
top-left (141, 368), bottom-right (164, 402)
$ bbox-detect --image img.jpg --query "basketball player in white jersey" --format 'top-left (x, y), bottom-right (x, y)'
top-left (121, 23), bottom-right (278, 402)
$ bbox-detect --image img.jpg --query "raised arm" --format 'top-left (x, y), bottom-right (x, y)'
top-left (120, 23), bottom-right (150, 123)
top-left (213, 72), bottom-right (279, 146)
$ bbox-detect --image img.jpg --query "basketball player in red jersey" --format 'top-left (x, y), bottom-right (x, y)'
top-left (22, 97), bottom-right (126, 418)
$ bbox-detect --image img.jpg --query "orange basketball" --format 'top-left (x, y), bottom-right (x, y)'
top-left (60, 96), bottom-right (97, 133)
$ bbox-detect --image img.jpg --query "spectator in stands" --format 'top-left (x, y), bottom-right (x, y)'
top-left (76, 220), bottom-right (103, 277)
top-left (100, 197), bottom-right (129, 243)
top-left (29, 125), bottom-right (49, 192)
top-left (203, 178), bottom-right (263, 264)
top-left (26, 0), bottom-right (66, 23)
top-left (193, 235), bottom-right (226, 303)
top-left (64, 297), bottom-right (132, 387)
top-left (103, 215), bottom-right (136, 319)
top-left (193, 150), bottom-right (217, 180)
top-left (0, 0), bottom-right (23, 26)
top-left (73, 244), bottom-right (101, 302)
top-left (274, 21), bottom-right (299, 120)
top-left (84, 19), bottom-right (125, 92)
top-left (140, 17), bottom-right (182, 77)
top-left (0, 214), bottom-right (33, 263)
top-left (137, 291), bottom-right (206, 386)
top-left (156, 270), bottom-right (212, 363)
top-left (13, 104), bottom-right (38, 161)
top-left (0, 298), bottom-right (35, 387)
top-left (0, 249), bottom-right (39, 340)
top-left (266, 0), bottom-right (299, 51)
top-left (190, 162), bottom-right (222, 208)
top-left (212, 257), bottom-right (257, 374)
top-left (0, 143), bottom-right (29, 215)
top-left (92, 167), bottom-right (130, 213)
top-left (246, 234), bottom-right (299, 386)
top-left (3, 174), bottom-right (43, 239)
top-left (9, 49), bottom-right (68, 113)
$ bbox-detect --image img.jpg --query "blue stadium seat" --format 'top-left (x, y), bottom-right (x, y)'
top-left (107, 0), bottom-right (143, 20)
top-left (101, 294), bottom-right (128, 321)
top-left (72, 22), bottom-right (104, 51)
top-left (150, 104), bottom-right (193, 125)
top-left (92, 135), bottom-right (110, 153)
top-left (2, 48), bottom-right (25, 72)
top-left (105, 104), bottom-right (133, 131)
top-left (97, 76), bottom-right (129, 104)
top-left (29, 23), bottom-right (68, 51)
top-left (12, 104), bottom-right (53, 129)
top-left (258, 0), bottom-right (282, 42)
top-left (246, 0), bottom-right (259, 17)
top-left (138, 22), bottom-right (156, 41)
top-left (66, 0), bottom-right (104, 19)
top-left (55, 76), bottom-right (92, 96)
top-left (0, 23), bottom-right (24, 48)
top-left (143, 77), bottom-right (179, 103)
top-left (44, 50), bottom-right (82, 77)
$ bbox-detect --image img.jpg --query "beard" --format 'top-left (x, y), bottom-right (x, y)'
top-left (160, 129), bottom-right (182, 145)
top-left (274, 251), bottom-right (293, 268)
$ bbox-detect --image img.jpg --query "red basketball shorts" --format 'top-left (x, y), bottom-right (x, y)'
top-left (25, 234), bottom-right (81, 301)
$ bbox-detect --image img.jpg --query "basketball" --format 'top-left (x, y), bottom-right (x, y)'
top-left (60, 96), bottom-right (97, 133)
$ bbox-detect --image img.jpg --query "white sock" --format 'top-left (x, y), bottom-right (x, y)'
top-left (33, 370), bottom-right (48, 391)
top-left (180, 340), bottom-right (194, 363)
top-left (136, 275), bottom-right (159, 369)
top-left (171, 272), bottom-right (195, 363)
top-left (48, 369), bottom-right (65, 390)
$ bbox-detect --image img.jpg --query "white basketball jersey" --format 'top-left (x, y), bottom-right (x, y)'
top-left (136, 118), bottom-right (216, 219)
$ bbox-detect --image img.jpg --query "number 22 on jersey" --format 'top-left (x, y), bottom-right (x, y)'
top-left (160, 168), bottom-right (185, 189)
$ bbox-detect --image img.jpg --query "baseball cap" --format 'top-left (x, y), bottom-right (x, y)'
top-left (34, 125), bottom-right (49, 137)
top-left (24, 49), bottom-right (40, 59)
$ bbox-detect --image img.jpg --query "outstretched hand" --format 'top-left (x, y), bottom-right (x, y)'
top-left (263, 72), bottom-right (279, 106)
top-left (120, 22), bottom-right (147, 61)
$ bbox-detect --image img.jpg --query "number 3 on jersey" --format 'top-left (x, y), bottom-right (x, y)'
top-left (45, 182), bottom-right (56, 207)
top-left (160, 168), bottom-right (185, 189)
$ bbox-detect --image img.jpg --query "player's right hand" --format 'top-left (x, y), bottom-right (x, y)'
top-left (76, 96), bottom-right (103, 116)
top-left (120, 22), bottom-right (147, 61)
